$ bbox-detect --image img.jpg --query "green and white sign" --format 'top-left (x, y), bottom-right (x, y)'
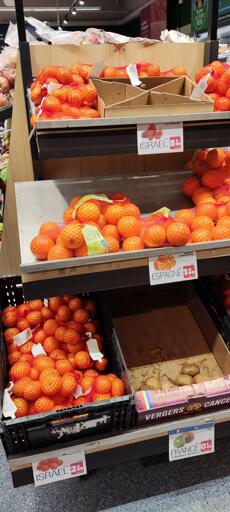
top-left (191, 0), bottom-right (209, 32)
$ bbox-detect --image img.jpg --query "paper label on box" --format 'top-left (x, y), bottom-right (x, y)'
top-left (32, 343), bottom-right (47, 357)
top-left (149, 251), bottom-right (198, 286)
top-left (73, 384), bottom-right (92, 399)
top-left (2, 382), bottom-right (17, 419)
top-left (137, 122), bottom-right (184, 155)
top-left (13, 328), bottom-right (32, 346)
top-left (126, 64), bottom-right (142, 87)
top-left (169, 422), bottom-right (214, 462)
top-left (87, 338), bottom-right (103, 362)
top-left (33, 450), bottom-right (87, 487)
top-left (90, 60), bottom-right (105, 78)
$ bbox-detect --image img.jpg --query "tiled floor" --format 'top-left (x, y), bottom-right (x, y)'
top-left (1, 437), bottom-right (230, 512)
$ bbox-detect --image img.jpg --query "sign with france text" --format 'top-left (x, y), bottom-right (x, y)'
top-left (169, 422), bottom-right (215, 462)
top-left (137, 122), bottom-right (183, 155)
top-left (32, 450), bottom-right (87, 487)
top-left (149, 251), bottom-right (198, 286)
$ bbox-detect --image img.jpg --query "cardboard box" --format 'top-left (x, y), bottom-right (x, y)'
top-left (108, 283), bottom-right (230, 425)
top-left (94, 76), bottom-right (214, 117)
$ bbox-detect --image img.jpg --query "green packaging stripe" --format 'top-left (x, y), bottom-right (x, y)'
top-left (74, 194), bottom-right (112, 211)
top-left (0, 167), bottom-right (8, 183)
top-left (82, 224), bottom-right (108, 256)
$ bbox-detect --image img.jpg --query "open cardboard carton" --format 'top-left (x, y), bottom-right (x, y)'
top-left (94, 76), bottom-right (214, 117)
top-left (108, 283), bottom-right (230, 425)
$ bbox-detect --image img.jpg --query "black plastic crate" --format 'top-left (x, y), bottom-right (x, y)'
top-left (196, 278), bottom-right (230, 351)
top-left (0, 276), bottom-right (135, 455)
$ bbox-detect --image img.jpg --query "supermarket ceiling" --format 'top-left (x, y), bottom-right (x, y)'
top-left (0, 0), bottom-right (153, 25)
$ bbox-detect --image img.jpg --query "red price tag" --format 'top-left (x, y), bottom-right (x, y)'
top-left (201, 440), bottom-right (213, 453)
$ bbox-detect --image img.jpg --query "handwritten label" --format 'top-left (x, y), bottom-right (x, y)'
top-left (137, 122), bottom-right (183, 155)
top-left (149, 251), bottom-right (198, 286)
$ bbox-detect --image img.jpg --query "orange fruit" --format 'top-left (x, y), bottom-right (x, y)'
top-left (69, 297), bottom-right (83, 311)
top-left (56, 66), bottom-right (72, 84)
top-left (68, 88), bottom-right (83, 106)
top-left (84, 322), bottom-right (96, 335)
top-left (80, 375), bottom-right (95, 393)
top-left (50, 349), bottom-right (67, 360)
top-left (41, 306), bottom-right (54, 320)
top-left (73, 397), bottom-right (89, 405)
top-left (20, 341), bottom-right (33, 355)
top-left (217, 216), bottom-right (230, 229)
top-left (79, 64), bottom-right (92, 80)
top-left (24, 380), bottom-right (42, 401)
top-left (75, 351), bottom-right (91, 369)
top-left (30, 367), bottom-right (40, 380)
top-left (95, 357), bottom-right (108, 372)
top-left (192, 187), bottom-right (212, 205)
top-left (92, 393), bottom-right (111, 402)
top-left (111, 378), bottom-right (125, 397)
top-left (34, 356), bottom-right (55, 372)
top-left (48, 245), bottom-right (73, 261)
top-left (60, 223), bottom-right (84, 250)
top-left (13, 397), bottom-right (29, 417)
top-left (74, 243), bottom-right (88, 257)
top-left (26, 311), bottom-right (42, 327)
top-left (191, 228), bottom-right (212, 243)
top-left (13, 377), bottom-right (31, 397)
top-left (63, 207), bottom-right (75, 222)
top-left (212, 225), bottom-right (230, 240)
top-left (193, 160), bottom-right (209, 177)
top-left (67, 355), bottom-right (76, 367)
top-left (63, 329), bottom-right (81, 344)
top-left (30, 234), bottom-right (54, 260)
top-left (166, 223), bottom-right (191, 246)
top-left (142, 225), bottom-right (166, 248)
top-left (56, 359), bottom-right (73, 376)
top-left (55, 326), bottom-right (67, 342)
top-left (216, 204), bottom-right (227, 219)
top-left (69, 195), bottom-right (82, 208)
top-left (72, 74), bottom-right (85, 85)
top-left (84, 369), bottom-right (98, 377)
top-left (19, 354), bottom-right (33, 363)
top-left (17, 302), bottom-right (30, 317)
top-left (28, 299), bottom-right (43, 311)
top-left (17, 318), bottom-right (29, 331)
top-left (81, 84), bottom-right (97, 104)
top-left (77, 202), bottom-right (101, 223)
top-left (117, 216), bottom-right (141, 238)
top-left (43, 96), bottom-right (61, 113)
top-left (66, 342), bottom-right (85, 354)
top-left (61, 373), bottom-right (77, 396)
top-left (8, 343), bottom-right (18, 354)
top-left (123, 203), bottom-right (141, 218)
top-left (44, 336), bottom-right (59, 354)
top-left (39, 222), bottom-right (60, 242)
top-left (196, 196), bottom-right (216, 205)
top-left (95, 375), bottom-right (111, 394)
top-left (225, 200), bottom-right (230, 216)
top-left (4, 327), bottom-right (19, 344)
top-left (63, 295), bottom-right (75, 304)
top-left (98, 215), bottom-right (106, 229)
top-left (174, 209), bottom-right (196, 227)
top-left (201, 170), bottom-right (221, 189)
top-left (191, 215), bottom-right (214, 232)
top-left (74, 308), bottom-right (90, 324)
top-left (34, 396), bottom-right (54, 413)
top-left (106, 373), bottom-right (118, 382)
top-left (195, 203), bottom-right (217, 220)
top-left (103, 66), bottom-right (117, 78)
top-left (56, 305), bottom-right (71, 322)
top-left (8, 351), bottom-right (21, 365)
top-left (104, 235), bottom-right (120, 253)
top-left (182, 177), bottom-right (200, 197)
top-left (10, 361), bottom-right (31, 381)
top-left (40, 368), bottom-right (62, 396)
top-left (49, 296), bottom-right (64, 312)
top-left (104, 205), bottom-right (125, 225)
top-left (206, 149), bottom-right (225, 169)
top-left (3, 310), bottom-right (18, 327)
top-left (101, 225), bottom-right (120, 240)
top-left (43, 319), bottom-right (59, 336)
top-left (71, 63), bottom-right (81, 75)
top-left (34, 329), bottom-right (46, 344)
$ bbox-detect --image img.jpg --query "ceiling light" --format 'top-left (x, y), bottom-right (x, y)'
top-left (79, 0), bottom-right (85, 5)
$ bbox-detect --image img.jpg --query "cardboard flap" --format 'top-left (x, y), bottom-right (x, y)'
top-left (151, 76), bottom-right (185, 95)
top-left (92, 78), bottom-right (143, 106)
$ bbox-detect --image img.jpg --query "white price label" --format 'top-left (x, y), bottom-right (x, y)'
top-left (33, 450), bottom-right (87, 486)
top-left (32, 343), bottom-right (46, 357)
top-left (137, 122), bottom-right (184, 155)
top-left (126, 64), bottom-right (142, 87)
top-left (87, 338), bottom-right (104, 362)
top-left (149, 251), bottom-right (198, 286)
top-left (169, 422), bottom-right (215, 462)
top-left (13, 328), bottom-right (32, 346)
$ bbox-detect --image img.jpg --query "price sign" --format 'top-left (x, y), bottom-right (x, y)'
top-left (149, 251), bottom-right (198, 286)
top-left (169, 422), bottom-right (215, 462)
top-left (137, 122), bottom-right (183, 155)
top-left (32, 450), bottom-right (87, 487)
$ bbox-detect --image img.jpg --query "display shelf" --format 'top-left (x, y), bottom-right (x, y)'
top-left (35, 112), bottom-right (230, 159)
top-left (8, 407), bottom-right (230, 487)
top-left (0, 106), bottom-right (12, 123)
